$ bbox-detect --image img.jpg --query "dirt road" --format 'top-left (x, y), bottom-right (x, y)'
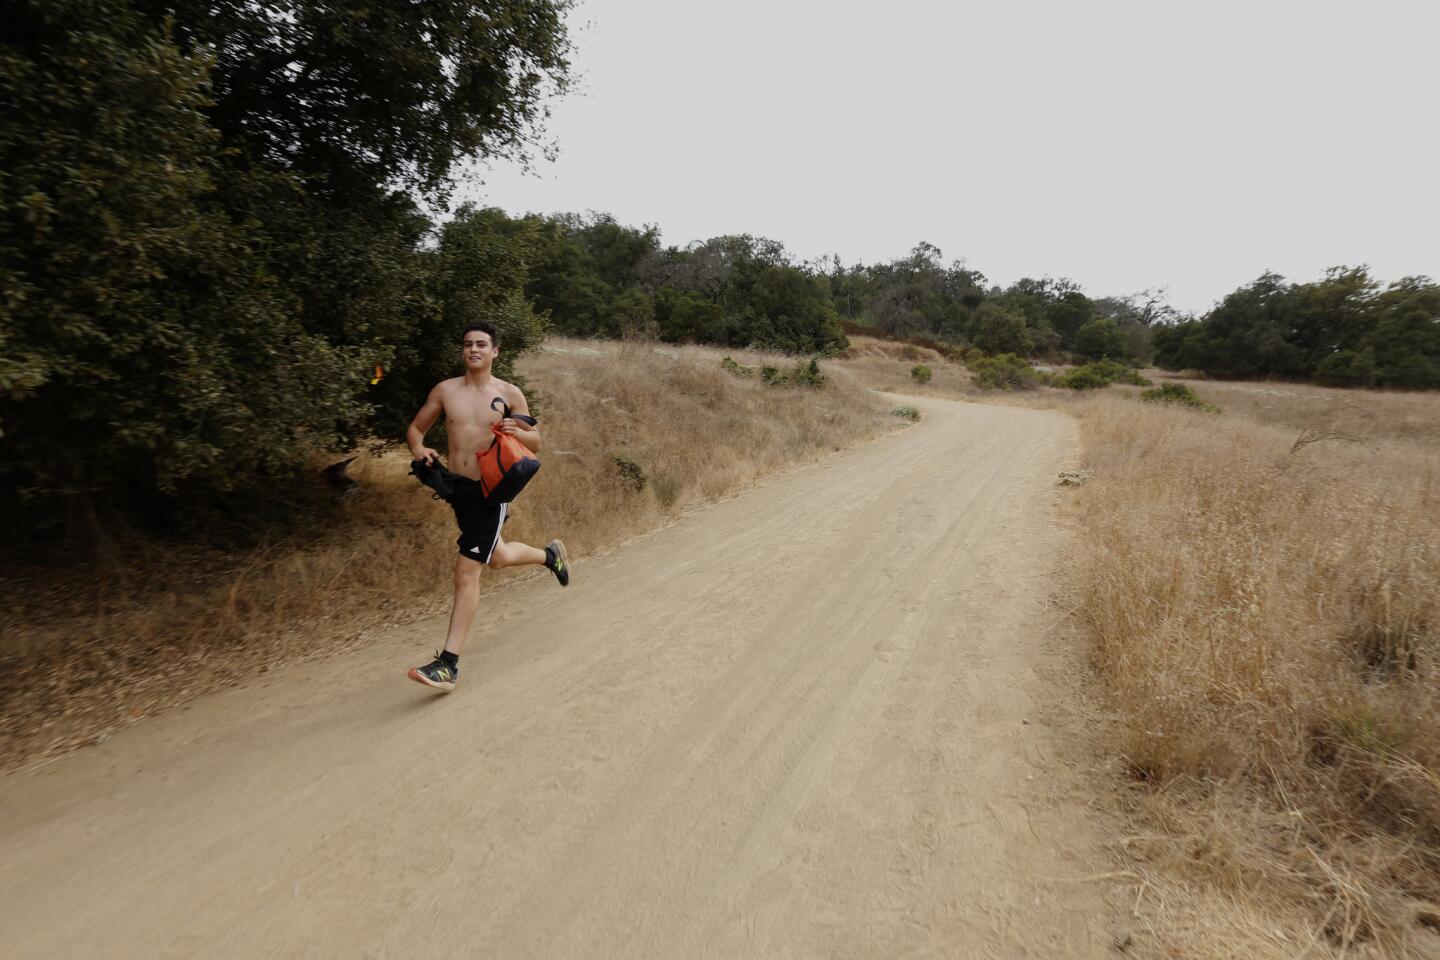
top-left (0, 396), bottom-right (1114, 958)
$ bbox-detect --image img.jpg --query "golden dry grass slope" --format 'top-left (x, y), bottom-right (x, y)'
top-left (0, 339), bottom-right (896, 769)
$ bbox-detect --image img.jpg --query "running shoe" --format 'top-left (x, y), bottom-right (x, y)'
top-left (545, 539), bottom-right (570, 587)
top-left (408, 653), bottom-right (458, 692)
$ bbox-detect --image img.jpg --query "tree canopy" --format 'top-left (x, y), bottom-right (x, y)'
top-left (1151, 269), bottom-right (1440, 388)
top-left (1, 0), bottom-right (572, 540)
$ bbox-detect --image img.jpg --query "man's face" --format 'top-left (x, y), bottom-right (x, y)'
top-left (462, 332), bottom-right (497, 370)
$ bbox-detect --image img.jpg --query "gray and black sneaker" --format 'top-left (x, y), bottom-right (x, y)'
top-left (408, 653), bottom-right (458, 692)
top-left (545, 539), bottom-right (570, 587)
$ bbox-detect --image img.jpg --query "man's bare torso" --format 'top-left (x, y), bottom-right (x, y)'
top-left (439, 376), bottom-right (520, 480)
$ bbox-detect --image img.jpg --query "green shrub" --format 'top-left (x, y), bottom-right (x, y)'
top-left (1055, 359), bottom-right (1152, 390)
top-left (968, 353), bottom-right (1040, 390)
top-left (720, 356), bottom-right (754, 378)
top-left (1054, 366), bottom-right (1110, 390)
top-left (759, 358), bottom-right (826, 389)
top-left (911, 364), bottom-right (932, 384)
top-left (1139, 381), bottom-right (1219, 412)
top-left (612, 453), bottom-right (647, 491)
top-left (652, 472), bottom-right (682, 508)
top-left (893, 406), bottom-right (920, 422)
top-left (797, 358), bottom-right (827, 389)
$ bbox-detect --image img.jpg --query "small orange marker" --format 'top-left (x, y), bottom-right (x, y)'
top-left (370, 364), bottom-right (384, 385)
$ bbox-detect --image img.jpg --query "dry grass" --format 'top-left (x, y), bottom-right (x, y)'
top-left (838, 336), bottom-right (983, 400)
top-left (830, 341), bottom-right (1440, 955)
top-left (1166, 376), bottom-right (1440, 449)
top-left (0, 338), bottom-right (894, 769)
top-left (1055, 390), bottom-right (1440, 957)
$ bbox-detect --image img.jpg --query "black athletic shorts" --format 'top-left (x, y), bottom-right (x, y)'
top-left (450, 476), bottom-right (508, 564)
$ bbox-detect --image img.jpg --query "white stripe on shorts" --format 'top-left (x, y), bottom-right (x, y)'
top-left (485, 501), bottom-right (508, 562)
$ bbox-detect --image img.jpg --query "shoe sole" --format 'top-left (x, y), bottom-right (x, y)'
top-left (547, 539), bottom-right (570, 587)
top-left (407, 667), bottom-right (455, 692)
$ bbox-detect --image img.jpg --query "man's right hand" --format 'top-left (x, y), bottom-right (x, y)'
top-left (412, 447), bottom-right (441, 465)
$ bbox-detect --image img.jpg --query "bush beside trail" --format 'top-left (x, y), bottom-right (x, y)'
top-left (968, 353), bottom-right (1042, 390)
top-left (1053, 359), bottom-right (1151, 390)
top-left (1139, 381), bottom-right (1218, 412)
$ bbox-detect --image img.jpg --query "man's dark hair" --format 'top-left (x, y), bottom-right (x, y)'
top-left (460, 320), bottom-right (499, 348)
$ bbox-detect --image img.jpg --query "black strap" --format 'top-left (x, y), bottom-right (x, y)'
top-left (491, 396), bottom-right (537, 426)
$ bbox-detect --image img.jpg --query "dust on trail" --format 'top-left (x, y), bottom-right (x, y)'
top-left (0, 395), bottom-right (1116, 958)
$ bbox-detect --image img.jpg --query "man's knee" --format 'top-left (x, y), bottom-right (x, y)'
top-left (454, 555), bottom-right (483, 586)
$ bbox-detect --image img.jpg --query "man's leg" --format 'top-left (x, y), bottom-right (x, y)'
top-left (490, 534), bottom-right (570, 586)
top-left (444, 552), bottom-right (485, 655)
top-left (487, 534), bottom-right (545, 568)
top-left (409, 553), bottom-right (481, 691)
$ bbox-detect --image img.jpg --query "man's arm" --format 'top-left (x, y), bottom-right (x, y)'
top-left (407, 384), bottom-right (445, 463)
top-left (500, 386), bottom-right (541, 454)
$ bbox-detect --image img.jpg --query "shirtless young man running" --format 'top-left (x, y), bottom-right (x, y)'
top-left (405, 320), bottom-right (569, 691)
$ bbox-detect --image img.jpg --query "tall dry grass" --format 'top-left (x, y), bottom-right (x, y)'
top-left (1064, 391), bottom-right (1440, 956)
top-left (0, 339), bottom-right (894, 768)
top-left (829, 339), bottom-right (1440, 953)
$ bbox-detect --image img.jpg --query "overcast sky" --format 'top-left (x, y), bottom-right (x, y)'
top-left (461, 0), bottom-right (1439, 315)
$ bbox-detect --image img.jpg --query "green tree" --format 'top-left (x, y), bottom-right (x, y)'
top-left (1, 1), bottom-right (361, 535)
top-left (1363, 278), bottom-right (1440, 387)
top-left (145, 0), bottom-right (573, 193)
top-left (857, 243), bottom-right (980, 341)
top-left (653, 287), bottom-right (724, 343)
top-left (1153, 269), bottom-right (1439, 388)
top-left (1314, 348), bottom-right (1378, 387)
top-left (1046, 292), bottom-right (1096, 349)
top-left (612, 288), bottom-right (657, 341)
top-left (966, 303), bottom-right (1035, 356)
top-left (642, 235), bottom-right (845, 353)
top-left (1, 0), bottom-right (574, 541)
top-left (1073, 318), bottom-right (1130, 361)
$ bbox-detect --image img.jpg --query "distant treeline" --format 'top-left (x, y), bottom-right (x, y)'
top-left (509, 223), bottom-right (1166, 366)
top-left (525, 213), bottom-right (1439, 390)
top-left (1152, 269), bottom-right (1440, 388)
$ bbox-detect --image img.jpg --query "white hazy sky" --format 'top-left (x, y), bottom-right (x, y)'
top-left (461, 0), bottom-right (1439, 314)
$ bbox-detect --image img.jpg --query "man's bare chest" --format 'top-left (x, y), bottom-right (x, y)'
top-left (443, 389), bottom-right (505, 429)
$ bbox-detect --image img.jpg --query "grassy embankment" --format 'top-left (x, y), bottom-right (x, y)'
top-left (841, 336), bottom-right (1440, 958)
top-left (0, 339), bottom-right (896, 769)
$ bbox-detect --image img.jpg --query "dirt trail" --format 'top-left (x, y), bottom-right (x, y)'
top-left (0, 395), bottom-right (1114, 958)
